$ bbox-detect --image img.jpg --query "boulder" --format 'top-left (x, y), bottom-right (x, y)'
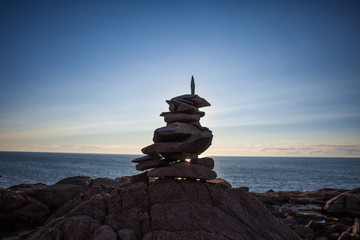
top-left (147, 162), bottom-right (217, 180)
top-left (0, 191), bottom-right (51, 234)
top-left (91, 225), bottom-right (117, 240)
top-left (324, 189), bottom-right (360, 217)
top-left (32, 176), bottom-right (91, 211)
top-left (354, 218), bottom-right (360, 234)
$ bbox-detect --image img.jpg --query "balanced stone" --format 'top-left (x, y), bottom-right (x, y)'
top-left (166, 100), bottom-right (198, 114)
top-left (147, 162), bottom-right (217, 180)
top-left (171, 94), bottom-right (211, 108)
top-left (131, 154), bottom-right (162, 163)
top-left (191, 157), bottom-right (214, 169)
top-left (161, 153), bottom-right (198, 161)
top-left (136, 158), bottom-right (169, 171)
top-left (160, 111), bottom-right (205, 118)
top-left (142, 130), bottom-right (213, 155)
top-left (153, 122), bottom-right (201, 143)
top-left (161, 112), bottom-right (201, 124)
top-left (131, 77), bottom-right (216, 181)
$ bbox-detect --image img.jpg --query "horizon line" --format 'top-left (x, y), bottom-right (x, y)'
top-left (1, 150), bottom-right (359, 159)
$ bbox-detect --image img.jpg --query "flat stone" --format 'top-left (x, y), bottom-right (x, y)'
top-left (191, 157), bottom-right (214, 169)
top-left (171, 94), bottom-right (211, 108)
top-left (153, 122), bottom-right (201, 143)
top-left (161, 111), bottom-right (205, 117)
top-left (161, 113), bottom-right (201, 123)
top-left (147, 162), bottom-right (217, 180)
top-left (136, 158), bottom-right (169, 171)
top-left (142, 130), bottom-right (213, 155)
top-left (161, 153), bottom-right (197, 161)
top-left (166, 100), bottom-right (198, 114)
top-left (131, 155), bottom-right (162, 163)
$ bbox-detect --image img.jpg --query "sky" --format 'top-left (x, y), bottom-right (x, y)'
top-left (0, 0), bottom-right (360, 157)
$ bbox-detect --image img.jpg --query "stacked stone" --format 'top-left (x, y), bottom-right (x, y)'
top-left (132, 78), bottom-right (217, 181)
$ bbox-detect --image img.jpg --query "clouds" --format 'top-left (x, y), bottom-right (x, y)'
top-left (0, 1), bottom-right (359, 157)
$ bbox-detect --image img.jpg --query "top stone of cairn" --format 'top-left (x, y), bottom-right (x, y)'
top-left (131, 76), bottom-right (216, 181)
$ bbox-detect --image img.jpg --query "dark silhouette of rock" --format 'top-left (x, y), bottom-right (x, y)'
top-left (191, 75), bottom-right (195, 95)
top-left (147, 162), bottom-right (217, 180)
top-left (161, 152), bottom-right (197, 161)
top-left (253, 188), bottom-right (360, 240)
top-left (0, 190), bottom-right (51, 235)
top-left (162, 112), bottom-right (201, 123)
top-left (4, 175), bottom-right (360, 240)
top-left (132, 77), bottom-right (216, 180)
top-left (18, 178), bottom-right (301, 240)
top-left (153, 122), bottom-right (201, 143)
top-left (0, 175), bottom-right (130, 238)
top-left (142, 130), bottom-right (213, 155)
top-left (92, 225), bottom-right (117, 240)
top-left (131, 154), bottom-right (162, 163)
top-left (135, 158), bottom-right (169, 171)
top-left (32, 176), bottom-right (91, 211)
top-left (171, 94), bottom-right (211, 108)
top-left (191, 157), bottom-right (215, 169)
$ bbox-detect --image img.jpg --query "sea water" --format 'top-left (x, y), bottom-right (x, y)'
top-left (0, 151), bottom-right (359, 192)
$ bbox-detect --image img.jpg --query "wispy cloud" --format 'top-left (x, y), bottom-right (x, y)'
top-left (0, 143), bottom-right (143, 154)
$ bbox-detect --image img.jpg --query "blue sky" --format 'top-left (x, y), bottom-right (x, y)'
top-left (1, 0), bottom-right (360, 157)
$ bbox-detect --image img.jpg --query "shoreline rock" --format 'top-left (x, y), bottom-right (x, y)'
top-left (1, 176), bottom-right (359, 240)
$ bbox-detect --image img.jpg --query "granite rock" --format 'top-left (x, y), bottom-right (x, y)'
top-left (324, 188), bottom-right (360, 217)
top-left (19, 177), bottom-right (301, 240)
top-left (147, 162), bottom-right (217, 180)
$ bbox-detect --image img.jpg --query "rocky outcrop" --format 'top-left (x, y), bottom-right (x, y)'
top-left (2, 174), bottom-right (360, 240)
top-left (252, 188), bottom-right (347, 206)
top-left (18, 178), bottom-right (301, 240)
top-left (0, 175), bottom-right (132, 237)
top-left (253, 188), bottom-right (360, 240)
top-left (324, 188), bottom-right (360, 217)
top-left (132, 77), bottom-right (218, 181)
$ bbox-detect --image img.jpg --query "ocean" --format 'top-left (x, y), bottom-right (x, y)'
top-left (0, 151), bottom-right (359, 192)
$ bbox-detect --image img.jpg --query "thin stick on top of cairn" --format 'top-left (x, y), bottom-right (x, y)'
top-left (131, 76), bottom-right (216, 181)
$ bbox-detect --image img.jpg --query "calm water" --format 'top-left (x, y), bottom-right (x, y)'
top-left (0, 151), bottom-right (359, 192)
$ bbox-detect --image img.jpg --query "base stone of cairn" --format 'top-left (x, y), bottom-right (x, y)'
top-left (132, 76), bottom-right (217, 181)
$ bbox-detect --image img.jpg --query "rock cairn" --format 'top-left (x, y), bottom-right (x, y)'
top-left (132, 76), bottom-right (217, 181)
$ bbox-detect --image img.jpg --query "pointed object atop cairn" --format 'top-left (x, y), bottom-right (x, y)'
top-left (132, 76), bottom-right (216, 181)
top-left (191, 75), bottom-right (195, 95)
